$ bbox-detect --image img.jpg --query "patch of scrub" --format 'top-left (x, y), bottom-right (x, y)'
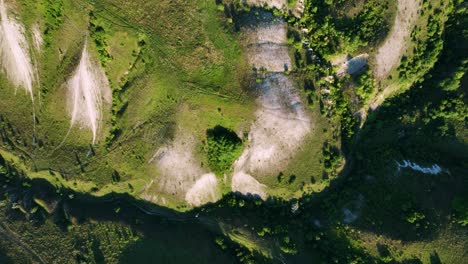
top-left (396, 160), bottom-right (445, 175)
top-left (67, 43), bottom-right (111, 144)
top-left (0, 0), bottom-right (36, 100)
top-left (232, 12), bottom-right (311, 197)
top-left (374, 0), bottom-right (421, 79)
top-left (185, 173), bottom-right (220, 207)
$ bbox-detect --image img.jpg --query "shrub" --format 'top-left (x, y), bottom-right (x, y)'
top-left (206, 126), bottom-right (243, 175)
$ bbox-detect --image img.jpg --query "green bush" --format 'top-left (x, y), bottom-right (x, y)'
top-left (206, 126), bottom-right (243, 175)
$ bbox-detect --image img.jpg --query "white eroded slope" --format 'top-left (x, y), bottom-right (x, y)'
top-left (67, 43), bottom-right (111, 144)
top-left (146, 134), bottom-right (220, 207)
top-left (232, 16), bottom-right (311, 198)
top-left (31, 24), bottom-right (43, 52)
top-left (0, 0), bottom-right (35, 100)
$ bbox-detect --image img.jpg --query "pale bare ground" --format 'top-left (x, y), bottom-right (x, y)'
top-left (245, 0), bottom-right (304, 17)
top-left (233, 17), bottom-right (311, 197)
top-left (291, 0), bottom-right (305, 18)
top-left (245, 0), bottom-right (287, 9)
top-left (243, 23), bottom-right (287, 45)
top-left (146, 131), bottom-right (220, 207)
top-left (0, 0), bottom-right (35, 100)
top-left (246, 44), bottom-right (291, 72)
top-left (374, 0), bottom-right (421, 79)
top-left (243, 22), bottom-right (291, 72)
top-left (185, 173), bottom-right (219, 207)
top-left (67, 43), bottom-right (111, 144)
top-left (232, 74), bottom-right (311, 197)
top-left (31, 24), bottom-right (42, 52)
top-left (232, 155), bottom-right (267, 199)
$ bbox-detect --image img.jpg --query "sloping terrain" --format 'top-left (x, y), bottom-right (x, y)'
top-left (67, 43), bottom-right (111, 144)
top-left (0, 0), bottom-right (466, 263)
top-left (374, 0), bottom-right (422, 79)
top-left (0, 0), bottom-right (35, 100)
top-left (232, 11), bottom-right (311, 197)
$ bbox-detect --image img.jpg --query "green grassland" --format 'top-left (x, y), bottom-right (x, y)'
top-left (0, 0), bottom-right (259, 205)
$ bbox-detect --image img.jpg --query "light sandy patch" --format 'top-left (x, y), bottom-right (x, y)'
top-left (231, 170), bottom-right (267, 199)
top-left (292, 0), bottom-right (305, 18)
top-left (245, 74), bottom-right (310, 174)
top-left (245, 0), bottom-right (287, 9)
top-left (243, 20), bottom-right (291, 72)
top-left (185, 173), bottom-right (220, 207)
top-left (31, 24), bottom-right (42, 52)
top-left (246, 44), bottom-right (291, 72)
top-left (243, 22), bottom-right (287, 45)
top-left (67, 43), bottom-right (111, 144)
top-left (232, 15), bottom-right (311, 198)
top-left (374, 0), bottom-right (421, 79)
top-left (232, 73), bottom-right (311, 199)
top-left (232, 74), bottom-right (311, 197)
top-left (148, 132), bottom-right (220, 206)
top-left (149, 135), bottom-right (204, 197)
top-left (0, 0), bottom-right (35, 100)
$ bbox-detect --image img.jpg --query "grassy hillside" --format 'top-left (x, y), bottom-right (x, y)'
top-left (0, 0), bottom-right (466, 263)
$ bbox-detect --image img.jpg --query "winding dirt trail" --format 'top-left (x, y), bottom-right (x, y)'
top-left (0, 0), bottom-right (35, 101)
top-left (67, 43), bottom-right (111, 144)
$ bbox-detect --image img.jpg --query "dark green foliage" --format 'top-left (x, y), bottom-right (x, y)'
top-left (354, 70), bottom-right (374, 105)
top-left (206, 126), bottom-right (243, 175)
top-left (352, 1), bottom-right (391, 45)
top-left (322, 143), bottom-right (341, 173)
top-left (452, 196), bottom-right (468, 226)
top-left (89, 11), bottom-right (112, 67)
top-left (297, 0), bottom-right (393, 55)
top-left (43, 0), bottom-right (63, 47)
top-left (398, 3), bottom-right (450, 80)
